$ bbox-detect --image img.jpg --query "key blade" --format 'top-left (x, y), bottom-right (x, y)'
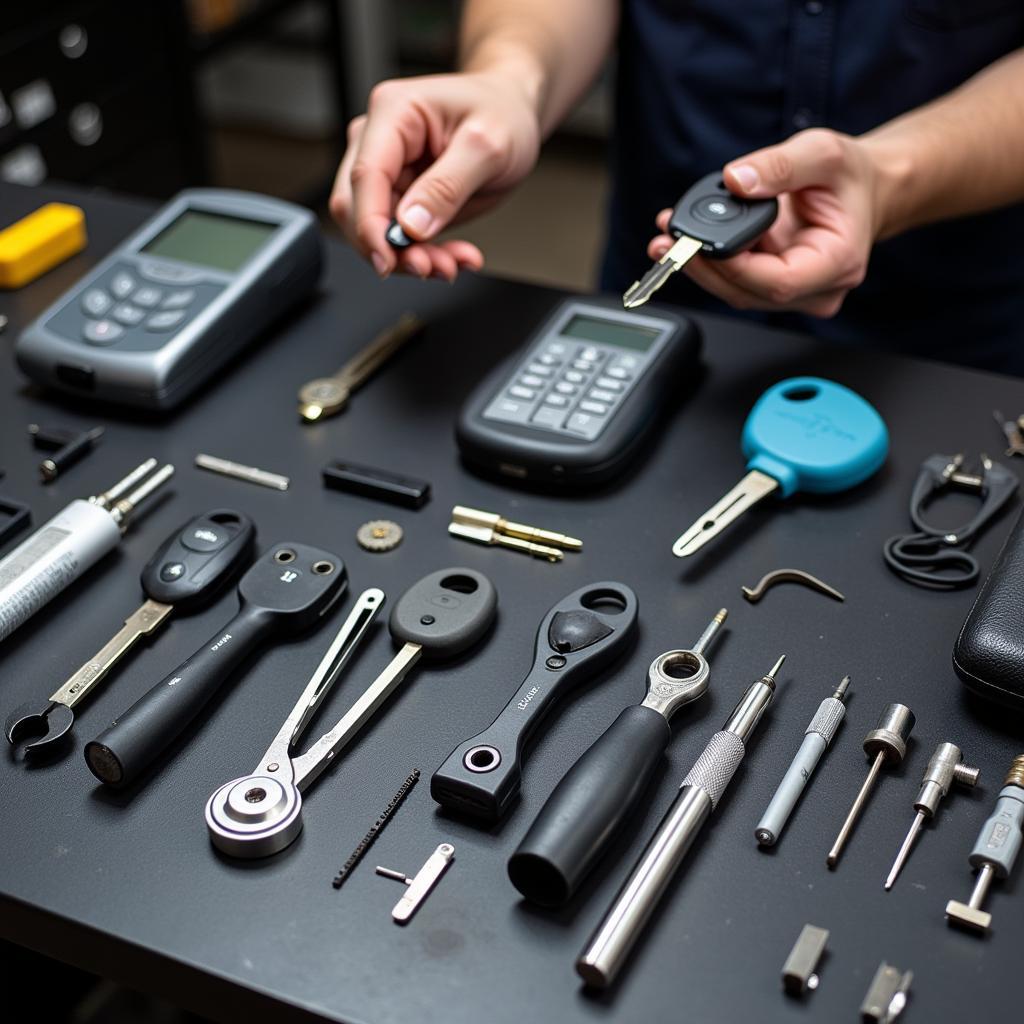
top-left (334, 312), bottom-right (423, 391)
top-left (672, 470), bottom-right (778, 557)
top-left (622, 236), bottom-right (702, 309)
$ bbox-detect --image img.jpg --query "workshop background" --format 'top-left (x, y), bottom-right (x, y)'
top-left (0, 2), bottom-right (605, 1020)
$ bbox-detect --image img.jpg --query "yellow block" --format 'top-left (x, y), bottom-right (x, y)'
top-left (0, 202), bottom-right (87, 288)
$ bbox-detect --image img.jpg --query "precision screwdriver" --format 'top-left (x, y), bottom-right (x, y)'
top-left (577, 654), bottom-right (784, 989)
top-left (0, 459), bottom-right (174, 644)
top-left (756, 675), bottom-right (849, 847)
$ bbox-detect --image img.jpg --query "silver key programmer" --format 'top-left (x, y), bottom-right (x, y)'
top-left (15, 188), bottom-right (322, 409)
top-left (455, 297), bottom-right (700, 485)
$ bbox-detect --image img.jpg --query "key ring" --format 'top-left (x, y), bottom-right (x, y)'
top-left (883, 453), bottom-right (1017, 589)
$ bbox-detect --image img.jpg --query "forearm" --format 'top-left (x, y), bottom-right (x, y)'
top-left (864, 47), bottom-right (1024, 238)
top-left (459, 0), bottom-right (618, 137)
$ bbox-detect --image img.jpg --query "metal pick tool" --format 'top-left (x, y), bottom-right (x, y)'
top-left (376, 843), bottom-right (454, 923)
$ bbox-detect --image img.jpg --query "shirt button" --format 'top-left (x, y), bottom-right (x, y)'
top-left (805, 0), bottom-right (823, 13)
top-left (792, 108), bottom-right (813, 130)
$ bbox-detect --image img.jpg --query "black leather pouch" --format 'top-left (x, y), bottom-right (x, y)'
top-left (953, 508), bottom-right (1024, 707)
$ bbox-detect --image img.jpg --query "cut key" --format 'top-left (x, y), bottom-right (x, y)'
top-left (673, 377), bottom-right (888, 558)
top-left (5, 510), bottom-right (255, 755)
top-left (623, 171), bottom-right (778, 309)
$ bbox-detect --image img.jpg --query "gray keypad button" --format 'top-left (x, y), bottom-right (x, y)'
top-left (546, 342), bottom-right (568, 357)
top-left (538, 354), bottom-right (559, 366)
top-left (612, 354), bottom-right (639, 370)
top-left (82, 319), bottom-right (124, 345)
top-left (81, 288), bottom-right (111, 317)
top-left (544, 393), bottom-right (569, 407)
top-left (532, 406), bottom-right (568, 430)
top-left (596, 376), bottom-right (624, 391)
top-left (527, 363), bottom-right (552, 376)
top-left (564, 370), bottom-right (585, 384)
top-left (485, 398), bottom-right (531, 424)
top-left (554, 382), bottom-right (578, 396)
top-left (110, 271), bottom-right (135, 299)
top-left (162, 288), bottom-right (195, 309)
top-left (520, 374), bottom-right (545, 388)
top-left (606, 366), bottom-right (631, 380)
top-left (573, 359), bottom-right (595, 372)
top-left (111, 303), bottom-right (145, 326)
top-left (590, 388), bottom-right (616, 403)
top-left (579, 346), bottom-right (601, 362)
top-left (133, 286), bottom-right (163, 308)
top-left (566, 411), bottom-right (603, 439)
top-left (509, 385), bottom-right (536, 400)
top-left (579, 400), bottom-right (608, 415)
top-left (146, 309), bottom-right (187, 331)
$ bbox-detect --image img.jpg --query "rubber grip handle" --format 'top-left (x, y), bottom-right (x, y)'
top-left (508, 704), bottom-right (670, 906)
top-left (84, 606), bottom-right (270, 787)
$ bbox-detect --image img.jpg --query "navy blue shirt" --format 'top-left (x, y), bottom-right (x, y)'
top-left (601, 1), bottom-right (1024, 373)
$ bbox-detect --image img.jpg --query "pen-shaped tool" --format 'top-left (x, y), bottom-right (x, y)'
top-left (755, 676), bottom-right (849, 847)
top-left (576, 654), bottom-right (784, 989)
top-left (509, 610), bottom-right (726, 907)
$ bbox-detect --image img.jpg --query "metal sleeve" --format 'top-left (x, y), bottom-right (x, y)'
top-left (680, 731), bottom-right (745, 809)
top-left (806, 696), bottom-right (845, 743)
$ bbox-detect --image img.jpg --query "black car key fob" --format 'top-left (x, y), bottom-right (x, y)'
top-left (86, 542), bottom-right (347, 787)
top-left (431, 582), bottom-right (639, 824)
top-left (668, 171), bottom-right (778, 258)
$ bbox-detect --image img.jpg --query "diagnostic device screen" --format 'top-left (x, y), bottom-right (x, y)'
top-left (141, 210), bottom-right (276, 272)
top-left (560, 314), bottom-right (660, 351)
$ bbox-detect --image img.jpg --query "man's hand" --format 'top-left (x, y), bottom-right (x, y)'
top-left (646, 129), bottom-right (887, 317)
top-left (330, 70), bottom-right (542, 281)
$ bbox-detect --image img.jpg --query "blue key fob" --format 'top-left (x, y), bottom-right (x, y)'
top-left (741, 377), bottom-right (889, 498)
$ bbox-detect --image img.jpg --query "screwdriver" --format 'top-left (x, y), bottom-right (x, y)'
top-left (827, 703), bottom-right (915, 868)
top-left (577, 654), bottom-right (784, 989)
top-left (884, 742), bottom-right (979, 890)
top-left (0, 459), bottom-right (174, 644)
top-left (672, 378), bottom-right (888, 558)
top-left (623, 171), bottom-right (777, 308)
top-left (4, 511), bottom-right (255, 755)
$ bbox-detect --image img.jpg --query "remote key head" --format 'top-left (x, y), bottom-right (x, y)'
top-left (390, 567), bottom-right (497, 658)
top-left (141, 509), bottom-right (256, 609)
top-left (238, 542), bottom-right (347, 633)
top-left (669, 171), bottom-right (778, 258)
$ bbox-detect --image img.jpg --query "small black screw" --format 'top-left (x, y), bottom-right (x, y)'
top-left (546, 655), bottom-right (567, 670)
top-left (420, 615), bottom-right (435, 625)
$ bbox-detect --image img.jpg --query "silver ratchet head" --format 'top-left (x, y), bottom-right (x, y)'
top-left (205, 773), bottom-right (303, 858)
top-left (639, 648), bottom-right (711, 721)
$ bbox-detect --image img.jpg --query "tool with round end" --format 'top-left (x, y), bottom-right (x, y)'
top-left (431, 583), bottom-right (639, 824)
top-left (885, 741), bottom-right (980, 890)
top-left (576, 655), bottom-right (785, 989)
top-left (84, 542), bottom-right (348, 788)
top-left (206, 569), bottom-right (497, 858)
top-left (946, 754), bottom-right (1024, 933)
top-left (508, 609), bottom-right (726, 907)
top-left (827, 703), bottom-right (915, 868)
top-left (5, 510), bottom-right (255, 756)
top-left (756, 676), bottom-right (849, 847)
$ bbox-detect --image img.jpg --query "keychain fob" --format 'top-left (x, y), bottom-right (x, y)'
top-left (669, 172), bottom-right (778, 258)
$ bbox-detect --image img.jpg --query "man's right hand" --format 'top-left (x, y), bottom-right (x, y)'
top-left (330, 70), bottom-right (542, 281)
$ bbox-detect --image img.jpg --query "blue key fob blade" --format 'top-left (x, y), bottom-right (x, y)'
top-left (741, 377), bottom-right (889, 497)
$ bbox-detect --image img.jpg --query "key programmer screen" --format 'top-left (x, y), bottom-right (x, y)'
top-left (560, 314), bottom-right (660, 351)
top-left (141, 210), bottom-right (276, 272)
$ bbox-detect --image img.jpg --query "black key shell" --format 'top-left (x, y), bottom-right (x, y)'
top-left (669, 171), bottom-right (778, 258)
top-left (389, 567), bottom-right (497, 658)
top-left (142, 510), bottom-right (256, 609)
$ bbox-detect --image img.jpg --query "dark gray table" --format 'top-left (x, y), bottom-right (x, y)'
top-left (1, 183), bottom-right (1021, 1024)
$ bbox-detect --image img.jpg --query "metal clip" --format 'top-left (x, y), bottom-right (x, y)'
top-left (860, 962), bottom-right (912, 1023)
top-left (376, 843), bottom-right (454, 923)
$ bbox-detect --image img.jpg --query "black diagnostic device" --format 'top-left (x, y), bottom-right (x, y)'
top-left (455, 297), bottom-right (700, 485)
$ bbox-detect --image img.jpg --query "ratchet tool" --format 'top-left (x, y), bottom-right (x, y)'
top-left (5, 510), bottom-right (255, 755)
top-left (510, 609), bottom-right (726, 907)
top-left (431, 582), bottom-right (639, 824)
top-left (85, 541), bottom-right (347, 788)
top-left (206, 569), bottom-right (497, 857)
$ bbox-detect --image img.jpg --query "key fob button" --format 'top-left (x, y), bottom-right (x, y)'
top-left (160, 562), bottom-right (187, 582)
top-left (82, 319), bottom-right (124, 345)
top-left (181, 523), bottom-right (230, 552)
top-left (692, 195), bottom-right (743, 223)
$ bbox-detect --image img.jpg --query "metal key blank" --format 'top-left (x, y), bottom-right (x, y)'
top-left (206, 568), bottom-right (497, 858)
top-left (623, 171), bottom-right (778, 308)
top-left (5, 510), bottom-right (255, 755)
top-left (85, 541), bottom-right (347, 787)
top-left (431, 582), bottom-right (639, 824)
top-left (673, 377), bottom-right (889, 557)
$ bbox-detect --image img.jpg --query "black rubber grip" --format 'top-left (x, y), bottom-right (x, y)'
top-left (508, 703), bottom-right (670, 906)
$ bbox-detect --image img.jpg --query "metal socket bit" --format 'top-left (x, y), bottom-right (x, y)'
top-left (782, 924), bottom-right (829, 996)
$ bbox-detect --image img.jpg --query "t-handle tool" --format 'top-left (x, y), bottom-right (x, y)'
top-left (509, 609), bottom-right (725, 906)
top-left (431, 582), bottom-right (639, 824)
top-left (84, 542), bottom-right (347, 788)
top-left (5, 510), bottom-right (255, 755)
top-left (0, 458), bottom-right (174, 643)
top-left (672, 378), bottom-right (888, 558)
top-left (577, 655), bottom-right (785, 989)
top-left (827, 703), bottom-right (915, 868)
top-left (885, 741), bottom-right (980, 890)
top-left (946, 754), bottom-right (1024, 933)
top-left (206, 569), bottom-right (497, 857)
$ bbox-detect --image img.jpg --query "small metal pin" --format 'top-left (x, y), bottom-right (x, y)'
top-left (376, 842), bottom-right (454, 923)
top-left (195, 453), bottom-right (290, 491)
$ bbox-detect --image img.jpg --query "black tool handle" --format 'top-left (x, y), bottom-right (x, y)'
top-left (508, 704), bottom-right (669, 906)
top-left (84, 606), bottom-right (270, 787)
top-left (431, 582), bottom-right (638, 824)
